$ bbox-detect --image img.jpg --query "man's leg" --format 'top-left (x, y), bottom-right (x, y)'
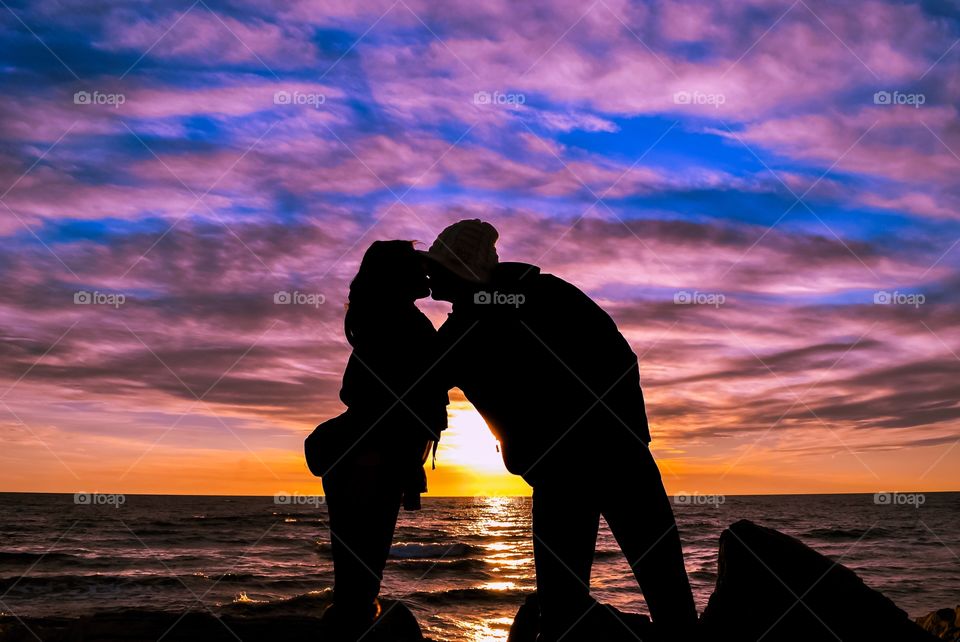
top-left (532, 479), bottom-right (601, 640)
top-left (600, 446), bottom-right (697, 640)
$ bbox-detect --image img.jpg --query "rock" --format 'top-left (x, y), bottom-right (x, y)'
top-left (506, 594), bottom-right (540, 642)
top-left (0, 599), bottom-right (424, 641)
top-left (916, 606), bottom-right (960, 640)
top-left (700, 519), bottom-right (939, 642)
top-left (506, 593), bottom-right (653, 642)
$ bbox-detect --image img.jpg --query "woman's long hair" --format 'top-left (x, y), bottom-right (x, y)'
top-left (345, 240), bottom-right (423, 348)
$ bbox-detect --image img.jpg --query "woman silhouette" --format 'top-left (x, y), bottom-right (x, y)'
top-left (320, 240), bottom-right (447, 635)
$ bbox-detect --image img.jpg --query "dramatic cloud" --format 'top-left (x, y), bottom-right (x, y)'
top-left (0, 0), bottom-right (958, 495)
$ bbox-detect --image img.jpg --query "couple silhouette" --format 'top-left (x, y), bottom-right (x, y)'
top-left (306, 220), bottom-right (697, 641)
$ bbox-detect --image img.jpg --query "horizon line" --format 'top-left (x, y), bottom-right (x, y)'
top-left (1, 490), bottom-right (956, 498)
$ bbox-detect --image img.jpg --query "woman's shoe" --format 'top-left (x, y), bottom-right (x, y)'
top-left (318, 599), bottom-right (379, 640)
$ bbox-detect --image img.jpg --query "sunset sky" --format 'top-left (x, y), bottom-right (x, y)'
top-left (1, 0), bottom-right (959, 496)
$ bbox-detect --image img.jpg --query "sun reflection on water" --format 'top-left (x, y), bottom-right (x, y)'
top-left (462, 615), bottom-right (513, 642)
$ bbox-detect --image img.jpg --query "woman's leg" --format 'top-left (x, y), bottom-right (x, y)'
top-left (324, 455), bottom-right (403, 613)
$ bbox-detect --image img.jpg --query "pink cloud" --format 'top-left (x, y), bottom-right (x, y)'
top-left (349, 0), bottom-right (941, 125)
top-left (721, 106), bottom-right (960, 191)
top-left (97, 10), bottom-right (320, 68)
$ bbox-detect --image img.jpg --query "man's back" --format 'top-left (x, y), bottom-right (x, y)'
top-left (438, 262), bottom-right (651, 482)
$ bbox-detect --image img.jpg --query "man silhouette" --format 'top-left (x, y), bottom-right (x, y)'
top-left (424, 220), bottom-right (697, 642)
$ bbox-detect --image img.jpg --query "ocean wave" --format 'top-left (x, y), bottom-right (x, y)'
top-left (389, 543), bottom-right (481, 559)
top-left (220, 589), bottom-right (333, 615)
top-left (0, 574), bottom-right (190, 593)
top-left (0, 551), bottom-right (77, 564)
top-left (0, 550), bottom-right (223, 573)
top-left (689, 569), bottom-right (718, 581)
top-left (390, 558), bottom-right (488, 573)
top-left (0, 569), bottom-right (316, 593)
top-left (405, 586), bottom-right (532, 605)
top-left (199, 572), bottom-right (261, 583)
top-left (317, 539), bottom-right (488, 561)
top-left (801, 527), bottom-right (893, 541)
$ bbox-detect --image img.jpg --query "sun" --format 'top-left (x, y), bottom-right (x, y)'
top-left (437, 400), bottom-right (508, 473)
top-left (423, 395), bottom-right (532, 496)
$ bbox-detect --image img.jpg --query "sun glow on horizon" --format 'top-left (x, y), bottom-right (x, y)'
top-left (437, 402), bottom-right (508, 473)
top-left (420, 401), bottom-right (533, 496)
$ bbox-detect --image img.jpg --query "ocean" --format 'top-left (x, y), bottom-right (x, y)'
top-left (0, 493), bottom-right (957, 641)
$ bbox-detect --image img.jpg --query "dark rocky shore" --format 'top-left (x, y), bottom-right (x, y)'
top-left (0, 600), bottom-right (425, 642)
top-left (0, 520), bottom-right (953, 641)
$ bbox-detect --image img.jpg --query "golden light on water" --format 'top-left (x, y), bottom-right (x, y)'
top-left (462, 617), bottom-right (513, 642)
top-left (485, 552), bottom-right (532, 569)
top-left (485, 542), bottom-right (512, 552)
top-left (479, 581), bottom-right (517, 591)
